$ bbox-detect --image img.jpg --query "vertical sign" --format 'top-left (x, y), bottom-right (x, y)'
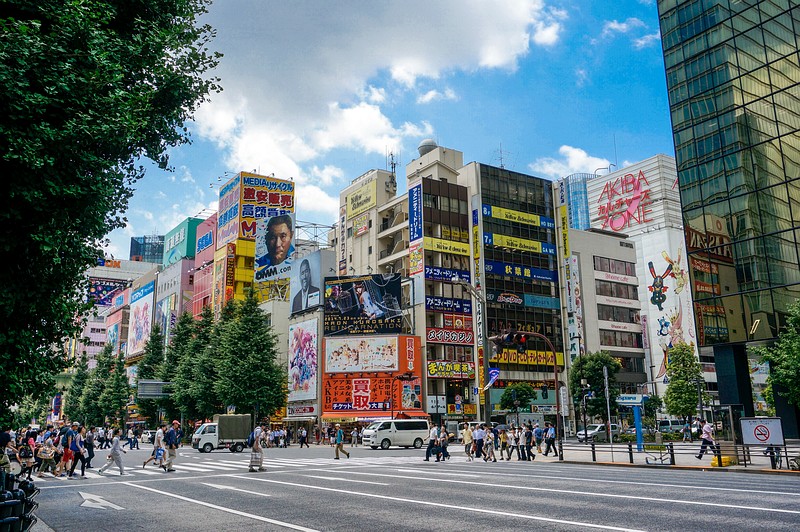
top-left (338, 205), bottom-right (347, 276)
top-left (408, 180), bottom-right (423, 276)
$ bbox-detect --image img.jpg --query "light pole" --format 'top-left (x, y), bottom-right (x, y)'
top-left (452, 276), bottom-right (491, 422)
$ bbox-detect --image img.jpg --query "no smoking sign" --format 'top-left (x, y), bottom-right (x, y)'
top-left (753, 424), bottom-right (770, 442)
top-left (741, 417), bottom-right (784, 447)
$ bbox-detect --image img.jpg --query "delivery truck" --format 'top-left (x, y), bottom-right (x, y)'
top-left (192, 413), bottom-right (252, 453)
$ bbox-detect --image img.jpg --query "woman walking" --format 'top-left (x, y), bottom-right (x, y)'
top-left (68, 425), bottom-right (88, 479)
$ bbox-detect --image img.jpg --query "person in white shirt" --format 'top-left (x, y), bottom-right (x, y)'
top-left (249, 422), bottom-right (267, 472)
top-left (98, 433), bottom-right (126, 476)
top-left (350, 428), bottom-right (359, 447)
top-left (696, 419), bottom-right (720, 461)
top-left (424, 423), bottom-right (439, 462)
top-left (473, 425), bottom-right (487, 460)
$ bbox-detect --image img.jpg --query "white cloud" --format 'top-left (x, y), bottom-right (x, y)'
top-left (179, 167), bottom-right (195, 183)
top-left (633, 32), bottom-right (661, 49)
top-left (528, 145), bottom-right (611, 179)
top-left (417, 88), bottom-right (458, 104)
top-left (155, 191), bottom-right (167, 200)
top-left (361, 85), bottom-right (387, 104)
top-left (295, 185), bottom-right (340, 220)
top-left (575, 68), bottom-right (588, 87)
top-left (310, 165), bottom-right (345, 187)
top-left (601, 18), bottom-right (646, 39)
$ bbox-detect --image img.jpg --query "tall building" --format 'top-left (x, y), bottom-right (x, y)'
top-left (129, 235), bottom-right (165, 263)
top-left (658, 0), bottom-right (800, 436)
top-left (561, 173), bottom-right (593, 230)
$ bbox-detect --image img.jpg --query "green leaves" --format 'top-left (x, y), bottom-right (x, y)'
top-left (499, 382), bottom-right (538, 411)
top-left (568, 351), bottom-right (622, 423)
top-left (663, 343), bottom-right (704, 419)
top-left (753, 301), bottom-right (800, 410)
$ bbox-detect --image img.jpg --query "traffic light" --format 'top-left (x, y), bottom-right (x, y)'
top-left (513, 333), bottom-right (527, 353)
top-left (541, 385), bottom-right (548, 399)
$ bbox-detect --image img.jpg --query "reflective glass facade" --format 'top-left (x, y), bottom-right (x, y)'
top-left (659, 0), bottom-right (800, 344)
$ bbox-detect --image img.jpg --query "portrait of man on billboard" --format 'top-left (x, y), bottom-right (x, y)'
top-left (256, 214), bottom-right (294, 268)
top-left (291, 258), bottom-right (320, 313)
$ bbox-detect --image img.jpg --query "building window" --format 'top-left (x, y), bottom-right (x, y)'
top-left (368, 246), bottom-right (373, 255)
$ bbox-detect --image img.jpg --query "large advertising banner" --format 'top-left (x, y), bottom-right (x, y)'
top-left (127, 281), bottom-right (154, 356)
top-left (291, 250), bottom-right (332, 314)
top-left (239, 172), bottom-right (295, 239)
top-left (325, 336), bottom-right (399, 373)
top-left (338, 205), bottom-right (347, 276)
top-left (254, 213), bottom-right (295, 283)
top-left (482, 204), bottom-right (555, 229)
top-left (346, 180), bottom-right (377, 219)
top-left (408, 180), bottom-right (424, 276)
top-left (88, 278), bottom-right (128, 307)
top-left (322, 336), bottom-right (424, 414)
top-left (323, 274), bottom-right (403, 335)
top-left (217, 174), bottom-right (241, 247)
top-left (288, 318), bottom-right (318, 402)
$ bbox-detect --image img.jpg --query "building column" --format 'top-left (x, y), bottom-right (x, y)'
top-left (713, 344), bottom-right (754, 418)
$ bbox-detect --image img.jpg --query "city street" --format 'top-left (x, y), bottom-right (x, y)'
top-left (31, 443), bottom-right (800, 531)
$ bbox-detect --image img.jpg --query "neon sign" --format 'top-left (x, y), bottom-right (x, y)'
top-left (597, 170), bottom-right (654, 231)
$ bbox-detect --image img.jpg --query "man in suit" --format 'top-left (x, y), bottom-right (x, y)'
top-left (292, 258), bottom-right (319, 312)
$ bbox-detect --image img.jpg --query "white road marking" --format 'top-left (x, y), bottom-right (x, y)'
top-left (170, 465), bottom-right (215, 472)
top-left (302, 475), bottom-right (388, 486)
top-left (124, 482), bottom-right (317, 531)
top-left (79, 492), bottom-right (124, 510)
top-left (203, 483), bottom-right (272, 497)
top-left (395, 468), bottom-right (481, 478)
top-left (231, 476), bottom-right (643, 532)
top-left (337, 470), bottom-right (800, 515)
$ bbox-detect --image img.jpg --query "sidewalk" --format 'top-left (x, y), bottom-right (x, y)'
top-left (536, 439), bottom-right (800, 475)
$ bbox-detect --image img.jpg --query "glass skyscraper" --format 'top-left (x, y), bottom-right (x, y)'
top-left (658, 0), bottom-right (800, 436)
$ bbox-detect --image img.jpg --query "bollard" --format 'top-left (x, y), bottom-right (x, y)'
top-left (668, 442), bottom-right (675, 465)
top-left (591, 442), bottom-right (597, 462)
top-left (628, 442), bottom-right (634, 464)
top-left (558, 440), bottom-right (563, 462)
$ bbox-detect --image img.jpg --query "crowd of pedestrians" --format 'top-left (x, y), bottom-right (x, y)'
top-left (423, 421), bottom-right (563, 463)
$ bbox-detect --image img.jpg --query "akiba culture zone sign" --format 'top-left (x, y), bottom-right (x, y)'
top-left (597, 170), bottom-right (654, 232)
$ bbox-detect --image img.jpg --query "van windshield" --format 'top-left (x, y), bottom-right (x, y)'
top-left (365, 422), bottom-right (380, 430)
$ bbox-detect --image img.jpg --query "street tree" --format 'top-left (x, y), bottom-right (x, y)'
top-left (136, 324), bottom-right (165, 422)
top-left (172, 312), bottom-right (202, 420)
top-left (158, 312), bottom-right (194, 422)
top-left (0, 0), bottom-right (221, 414)
top-left (100, 351), bottom-right (130, 427)
top-left (752, 300), bottom-right (800, 410)
top-left (215, 291), bottom-right (286, 424)
top-left (499, 383), bottom-right (538, 412)
top-left (64, 353), bottom-right (90, 422)
top-left (568, 351), bottom-right (622, 423)
top-left (80, 344), bottom-right (113, 426)
top-left (663, 342), bottom-right (706, 420)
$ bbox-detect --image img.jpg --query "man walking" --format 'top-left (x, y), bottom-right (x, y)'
top-left (333, 424), bottom-right (350, 459)
top-left (696, 419), bottom-right (720, 461)
top-left (299, 427), bottom-right (309, 448)
top-left (461, 423), bottom-right (474, 461)
top-left (473, 424), bottom-right (486, 461)
top-left (249, 422), bottom-right (267, 472)
top-left (97, 431), bottom-right (126, 476)
top-left (164, 420), bottom-right (180, 472)
top-left (543, 422), bottom-right (559, 457)
top-left (424, 421), bottom-right (439, 462)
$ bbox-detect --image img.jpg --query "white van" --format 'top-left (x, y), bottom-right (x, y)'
top-left (362, 419), bottom-right (429, 449)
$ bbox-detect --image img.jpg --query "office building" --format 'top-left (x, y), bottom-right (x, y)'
top-left (129, 234), bottom-right (164, 264)
top-left (658, 0), bottom-right (800, 436)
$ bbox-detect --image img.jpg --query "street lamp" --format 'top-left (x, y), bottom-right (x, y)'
top-left (452, 276), bottom-right (491, 422)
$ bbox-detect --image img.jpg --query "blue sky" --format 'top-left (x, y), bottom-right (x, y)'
top-left (104, 0), bottom-right (673, 259)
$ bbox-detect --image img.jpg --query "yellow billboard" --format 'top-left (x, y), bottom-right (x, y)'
top-left (347, 180), bottom-right (377, 219)
top-left (424, 236), bottom-right (470, 256)
top-left (560, 205), bottom-right (570, 257)
top-left (491, 234), bottom-right (542, 253)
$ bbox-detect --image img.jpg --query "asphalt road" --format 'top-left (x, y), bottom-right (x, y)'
top-left (29, 442), bottom-right (800, 531)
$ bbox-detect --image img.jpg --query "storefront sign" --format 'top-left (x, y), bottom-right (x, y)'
top-left (426, 327), bottom-right (474, 345)
top-left (427, 361), bottom-right (476, 379)
top-left (347, 180), bottom-right (377, 218)
top-left (425, 296), bottom-right (472, 314)
top-left (484, 260), bottom-right (557, 282)
top-left (483, 233), bottom-right (556, 255)
top-left (424, 266), bottom-right (470, 283)
top-left (596, 169), bottom-right (654, 232)
top-left (482, 204), bottom-right (555, 229)
top-left (423, 236), bottom-right (470, 256)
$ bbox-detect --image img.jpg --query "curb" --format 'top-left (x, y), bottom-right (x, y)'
top-left (558, 459), bottom-right (800, 475)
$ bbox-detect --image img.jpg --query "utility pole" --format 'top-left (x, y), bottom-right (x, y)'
top-left (603, 365), bottom-right (613, 446)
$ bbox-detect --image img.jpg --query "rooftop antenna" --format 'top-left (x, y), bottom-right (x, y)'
top-left (495, 142), bottom-right (513, 170)
top-left (613, 133), bottom-right (619, 169)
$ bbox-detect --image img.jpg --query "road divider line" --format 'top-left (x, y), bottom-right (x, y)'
top-left (303, 475), bottom-right (388, 485)
top-left (203, 483), bottom-right (272, 497)
top-left (231, 475), bottom-right (643, 532)
top-left (124, 482), bottom-right (316, 531)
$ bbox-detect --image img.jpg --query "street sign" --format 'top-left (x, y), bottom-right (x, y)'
top-left (740, 417), bottom-right (785, 446)
top-left (616, 394), bottom-right (646, 406)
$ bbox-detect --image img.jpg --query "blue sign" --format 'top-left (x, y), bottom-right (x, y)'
top-left (484, 259), bottom-right (558, 282)
top-left (424, 266), bottom-right (470, 283)
top-left (130, 281), bottom-right (154, 304)
top-left (196, 230), bottom-right (214, 252)
top-left (425, 296), bottom-right (472, 315)
top-left (408, 182), bottom-right (423, 242)
top-left (524, 294), bottom-right (561, 310)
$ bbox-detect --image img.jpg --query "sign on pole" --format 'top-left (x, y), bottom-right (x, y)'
top-left (740, 417), bottom-right (785, 446)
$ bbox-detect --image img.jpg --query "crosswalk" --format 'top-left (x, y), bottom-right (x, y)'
top-left (29, 455), bottom-right (429, 483)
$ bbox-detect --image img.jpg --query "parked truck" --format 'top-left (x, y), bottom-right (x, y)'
top-left (192, 414), bottom-right (251, 453)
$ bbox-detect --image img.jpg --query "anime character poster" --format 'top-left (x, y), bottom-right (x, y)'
top-left (288, 319), bottom-right (318, 402)
top-left (323, 274), bottom-right (402, 335)
top-left (127, 281), bottom-right (154, 356)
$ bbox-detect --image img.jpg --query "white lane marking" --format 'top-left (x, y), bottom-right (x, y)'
top-left (79, 492), bottom-right (124, 510)
top-left (303, 475), bottom-right (388, 486)
top-left (191, 463), bottom-right (236, 471)
top-left (337, 470), bottom-right (800, 515)
top-left (203, 483), bottom-right (272, 497)
top-left (231, 476), bottom-right (642, 532)
top-left (395, 468), bottom-right (481, 478)
top-left (171, 465), bottom-right (215, 472)
top-left (132, 469), bottom-right (161, 476)
top-left (417, 465), bottom-right (800, 497)
top-left (124, 482), bottom-right (317, 531)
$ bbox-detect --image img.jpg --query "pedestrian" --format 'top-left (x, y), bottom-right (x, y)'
top-left (16, 438), bottom-right (36, 480)
top-left (96, 426), bottom-right (105, 451)
top-left (438, 423), bottom-right (450, 461)
top-left (84, 427), bottom-right (95, 468)
top-left (98, 431), bottom-right (127, 476)
top-left (36, 436), bottom-right (57, 478)
top-left (524, 425), bottom-right (535, 461)
top-left (681, 421), bottom-right (691, 442)
top-left (103, 426), bottom-right (112, 449)
top-left (423, 421), bottom-right (438, 462)
top-left (461, 423), bottom-right (474, 461)
top-left (249, 422), bottom-right (267, 473)
top-left (696, 419), bottom-right (720, 461)
top-left (143, 423), bottom-right (166, 470)
top-left (298, 427), bottom-right (309, 448)
top-left (56, 421), bottom-right (77, 477)
top-left (350, 427), bottom-right (359, 447)
top-left (543, 422), bottom-right (558, 457)
top-left (333, 423), bottom-right (350, 459)
top-left (164, 420), bottom-right (180, 472)
top-left (328, 426), bottom-right (336, 447)
top-left (132, 427), bottom-right (140, 449)
top-left (473, 424), bottom-right (486, 461)
top-left (533, 423), bottom-right (544, 453)
top-left (68, 425), bottom-right (88, 479)
top-left (506, 427), bottom-right (517, 460)
top-left (484, 428), bottom-right (496, 462)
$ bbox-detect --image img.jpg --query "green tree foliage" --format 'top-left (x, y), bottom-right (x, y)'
top-left (499, 382), bottom-right (538, 411)
top-left (80, 343), bottom-right (113, 426)
top-left (191, 306), bottom-right (223, 420)
top-left (100, 351), bottom-right (130, 427)
top-left (215, 291), bottom-right (286, 423)
top-left (663, 343), bottom-right (705, 419)
top-left (158, 312), bottom-right (194, 422)
top-left (171, 312), bottom-right (201, 420)
top-left (752, 301), bottom-right (800, 409)
top-left (63, 352), bottom-right (89, 422)
top-left (568, 351), bottom-right (622, 423)
top-left (0, 0), bottom-right (221, 414)
top-left (642, 394), bottom-right (663, 430)
top-left (11, 393), bottom-right (54, 429)
top-left (136, 324), bottom-right (164, 422)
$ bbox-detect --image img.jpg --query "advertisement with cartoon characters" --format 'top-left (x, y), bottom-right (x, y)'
top-left (127, 281), bottom-right (154, 356)
top-left (288, 319), bottom-right (318, 402)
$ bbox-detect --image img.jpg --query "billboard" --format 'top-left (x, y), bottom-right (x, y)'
top-left (290, 250), bottom-right (335, 314)
top-left (288, 318), bottom-right (318, 402)
top-left (325, 336), bottom-right (399, 373)
top-left (254, 213), bottom-right (295, 283)
top-left (163, 217), bottom-right (202, 266)
top-left (321, 336), bottom-right (424, 415)
top-left (352, 213), bottom-right (370, 237)
top-left (217, 174), bottom-right (241, 246)
top-left (127, 281), bottom-right (154, 356)
top-left (346, 180), bottom-right (377, 219)
top-left (323, 274), bottom-right (403, 335)
top-left (217, 172), bottom-right (295, 247)
top-left (87, 278), bottom-right (127, 307)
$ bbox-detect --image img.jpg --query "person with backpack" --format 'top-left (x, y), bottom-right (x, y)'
top-left (16, 438), bottom-right (35, 480)
top-left (67, 425), bottom-right (88, 479)
top-left (164, 421), bottom-right (179, 472)
top-left (333, 423), bottom-right (350, 459)
top-left (55, 421), bottom-right (76, 477)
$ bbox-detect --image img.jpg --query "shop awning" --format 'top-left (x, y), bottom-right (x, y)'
top-left (282, 417), bottom-right (316, 422)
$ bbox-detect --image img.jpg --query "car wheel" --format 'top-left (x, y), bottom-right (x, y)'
top-left (380, 439), bottom-right (391, 450)
top-left (413, 438), bottom-right (423, 449)
top-left (233, 443), bottom-right (244, 453)
top-left (202, 443), bottom-right (213, 453)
